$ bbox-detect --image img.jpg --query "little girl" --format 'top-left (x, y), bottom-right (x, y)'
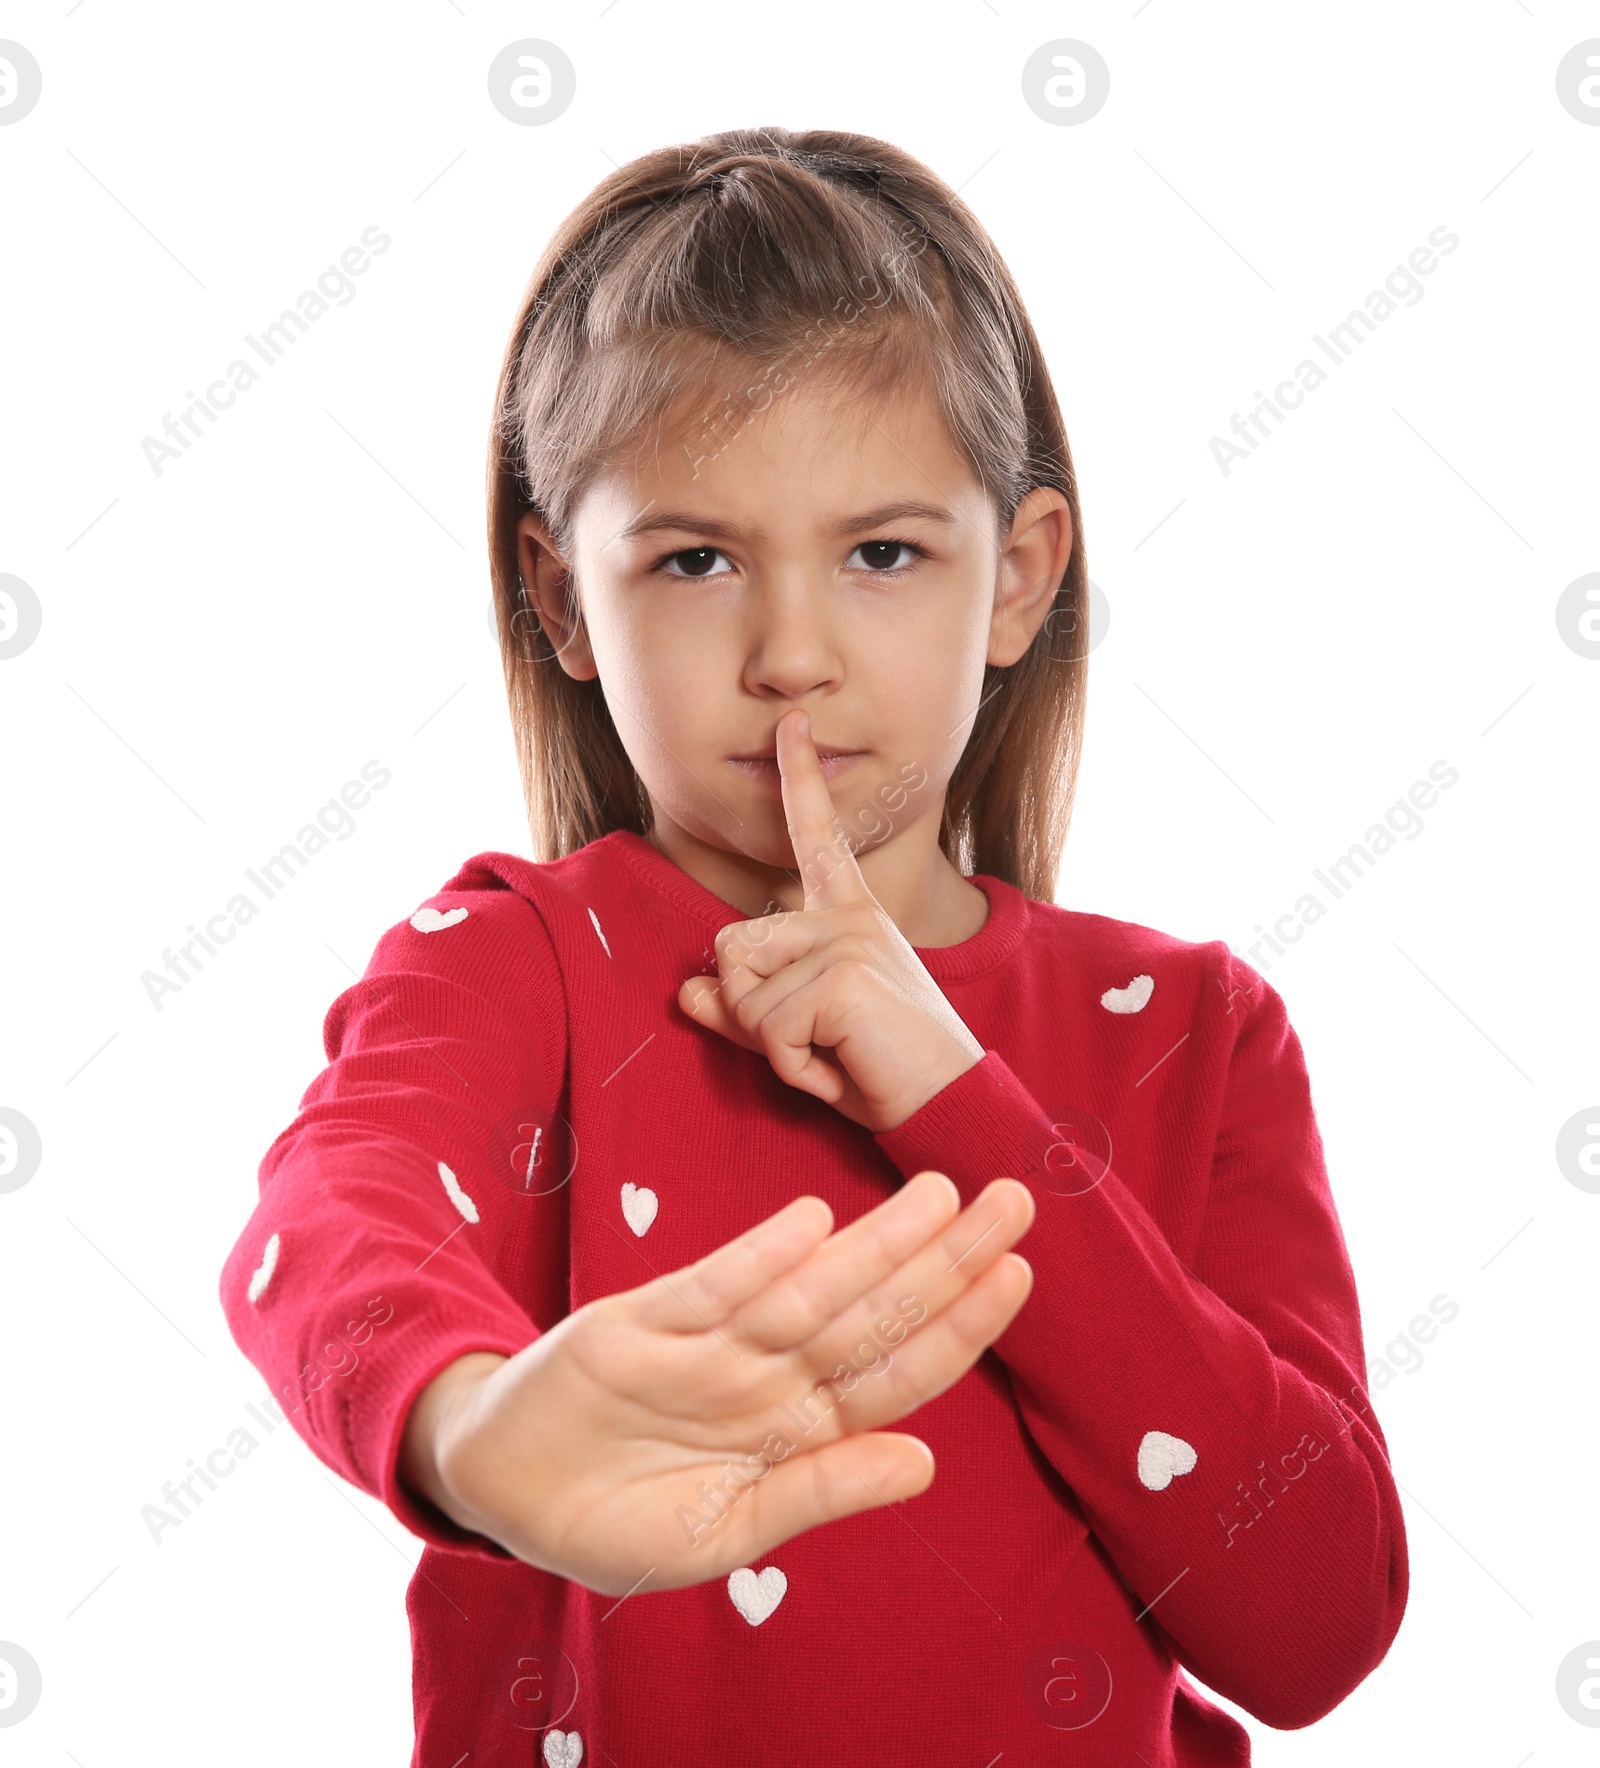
top-left (220, 126), bottom-right (1407, 1765)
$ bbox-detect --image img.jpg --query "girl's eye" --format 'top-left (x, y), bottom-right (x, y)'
top-left (650, 538), bottom-right (927, 579)
top-left (655, 546), bottom-right (734, 579)
top-left (847, 538), bottom-right (924, 574)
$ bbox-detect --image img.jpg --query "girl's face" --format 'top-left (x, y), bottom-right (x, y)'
top-left (517, 372), bottom-right (1071, 888)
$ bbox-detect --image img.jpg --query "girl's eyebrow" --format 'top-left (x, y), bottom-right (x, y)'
top-left (611, 499), bottom-right (958, 545)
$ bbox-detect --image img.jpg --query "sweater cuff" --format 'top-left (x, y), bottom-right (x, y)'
top-left (373, 1332), bottom-right (533, 1560)
top-left (873, 1050), bottom-right (1065, 1202)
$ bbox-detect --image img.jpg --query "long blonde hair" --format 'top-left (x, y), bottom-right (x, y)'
top-left (487, 125), bottom-right (1089, 900)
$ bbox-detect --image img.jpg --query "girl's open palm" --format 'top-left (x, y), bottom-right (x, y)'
top-left (416, 1170), bottom-right (1035, 1595)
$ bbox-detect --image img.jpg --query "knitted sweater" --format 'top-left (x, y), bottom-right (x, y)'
top-left (218, 828), bottom-right (1407, 1765)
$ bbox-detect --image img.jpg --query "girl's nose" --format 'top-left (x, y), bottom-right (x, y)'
top-left (741, 580), bottom-right (844, 701)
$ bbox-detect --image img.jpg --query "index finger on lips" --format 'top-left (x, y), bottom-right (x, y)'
top-left (776, 708), bottom-right (871, 913)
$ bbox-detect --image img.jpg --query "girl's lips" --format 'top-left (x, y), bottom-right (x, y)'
top-left (728, 752), bottom-right (865, 785)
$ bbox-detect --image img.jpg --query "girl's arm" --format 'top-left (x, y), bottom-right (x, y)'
top-left (872, 947), bottom-right (1408, 1731)
top-left (219, 881), bottom-right (1043, 1588)
top-left (217, 885), bottom-right (564, 1559)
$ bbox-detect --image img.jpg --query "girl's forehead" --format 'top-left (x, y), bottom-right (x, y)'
top-left (602, 374), bottom-right (969, 497)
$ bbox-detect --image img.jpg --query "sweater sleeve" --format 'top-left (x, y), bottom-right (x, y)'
top-left (872, 950), bottom-right (1408, 1729)
top-left (217, 885), bottom-right (565, 1561)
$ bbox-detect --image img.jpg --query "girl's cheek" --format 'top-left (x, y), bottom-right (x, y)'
top-left (852, 803), bottom-right (891, 844)
top-left (896, 762), bottom-right (929, 793)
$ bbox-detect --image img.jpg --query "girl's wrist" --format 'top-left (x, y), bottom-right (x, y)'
top-left (399, 1350), bottom-right (510, 1531)
top-left (879, 1045), bottom-right (983, 1133)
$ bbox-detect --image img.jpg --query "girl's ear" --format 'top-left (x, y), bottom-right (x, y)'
top-left (516, 510), bottom-right (598, 680)
top-left (988, 488), bottom-right (1074, 668)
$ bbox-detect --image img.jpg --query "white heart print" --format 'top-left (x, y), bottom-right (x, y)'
top-left (727, 1565), bottom-right (787, 1626)
top-left (410, 906), bottom-right (468, 933)
top-left (438, 1159), bottom-right (480, 1224)
top-left (247, 1232), bottom-right (280, 1304)
top-left (620, 1182), bottom-right (658, 1236)
top-left (1137, 1429), bottom-right (1198, 1491)
top-left (543, 1730), bottom-right (583, 1768)
top-left (1101, 973), bottom-right (1154, 1014)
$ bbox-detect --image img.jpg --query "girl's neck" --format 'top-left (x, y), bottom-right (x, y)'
top-left (643, 818), bottom-right (990, 950)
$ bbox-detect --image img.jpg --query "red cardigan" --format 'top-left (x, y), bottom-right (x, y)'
top-left (219, 829), bottom-right (1406, 1764)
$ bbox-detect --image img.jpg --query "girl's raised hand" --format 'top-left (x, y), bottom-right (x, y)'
top-left (401, 1170), bottom-right (1034, 1595)
top-left (678, 708), bottom-right (986, 1133)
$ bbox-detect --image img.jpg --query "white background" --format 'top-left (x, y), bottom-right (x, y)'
top-left (2, 1), bottom-right (1597, 1761)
